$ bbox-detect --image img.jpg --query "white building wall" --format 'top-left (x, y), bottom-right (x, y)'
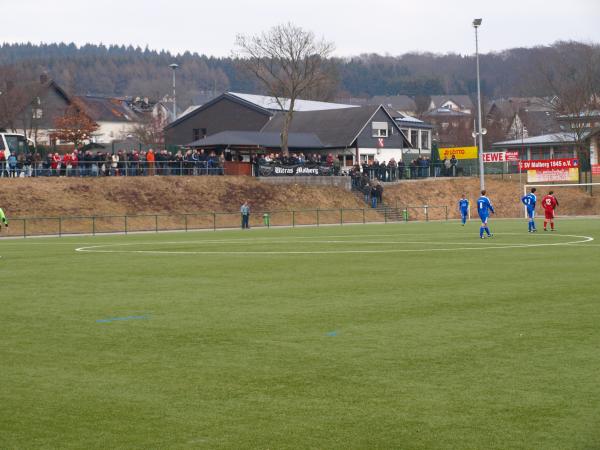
top-left (92, 121), bottom-right (138, 144)
top-left (358, 147), bottom-right (404, 164)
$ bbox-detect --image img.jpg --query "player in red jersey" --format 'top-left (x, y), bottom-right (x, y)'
top-left (542, 191), bottom-right (559, 231)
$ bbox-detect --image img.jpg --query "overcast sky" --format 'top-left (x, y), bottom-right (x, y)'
top-left (4, 0), bottom-right (600, 56)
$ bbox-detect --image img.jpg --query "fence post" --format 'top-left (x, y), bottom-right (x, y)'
top-left (213, 213), bottom-right (216, 231)
top-left (155, 215), bottom-right (158, 233)
top-left (340, 208), bottom-right (343, 225)
top-left (125, 215), bottom-right (128, 235)
top-left (445, 206), bottom-right (448, 221)
top-left (384, 208), bottom-right (388, 223)
top-left (363, 208), bottom-right (365, 224)
top-left (184, 214), bottom-right (188, 232)
top-left (292, 210), bottom-right (295, 228)
top-left (425, 206), bottom-right (429, 222)
top-left (92, 216), bottom-right (96, 235)
top-left (59, 217), bottom-right (62, 237)
top-left (317, 209), bottom-right (320, 227)
top-left (23, 218), bottom-right (26, 238)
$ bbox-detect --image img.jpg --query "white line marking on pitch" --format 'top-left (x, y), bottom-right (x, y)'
top-left (75, 234), bottom-right (594, 255)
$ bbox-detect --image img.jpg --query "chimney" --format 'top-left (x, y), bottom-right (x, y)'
top-left (40, 73), bottom-right (49, 84)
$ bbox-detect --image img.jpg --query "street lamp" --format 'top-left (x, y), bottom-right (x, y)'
top-left (473, 18), bottom-right (486, 190)
top-left (169, 63), bottom-right (179, 121)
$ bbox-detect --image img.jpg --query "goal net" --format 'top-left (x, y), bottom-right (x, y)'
top-left (523, 183), bottom-right (600, 218)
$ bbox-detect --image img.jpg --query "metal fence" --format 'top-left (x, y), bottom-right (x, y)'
top-left (0, 161), bottom-right (224, 178)
top-left (1, 206), bottom-right (449, 238)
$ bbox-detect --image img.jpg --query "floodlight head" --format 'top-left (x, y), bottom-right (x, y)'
top-left (169, 63), bottom-right (179, 70)
top-left (473, 18), bottom-right (482, 27)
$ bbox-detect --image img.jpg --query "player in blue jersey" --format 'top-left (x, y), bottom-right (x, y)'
top-left (476, 190), bottom-right (495, 239)
top-left (458, 194), bottom-right (469, 226)
top-left (521, 187), bottom-right (537, 232)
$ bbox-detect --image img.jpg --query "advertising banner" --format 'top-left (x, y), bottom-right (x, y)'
top-left (258, 164), bottom-right (333, 177)
top-left (438, 146), bottom-right (478, 160)
top-left (505, 151), bottom-right (520, 161)
top-left (518, 158), bottom-right (579, 171)
top-left (519, 159), bottom-right (579, 183)
top-left (592, 164), bottom-right (600, 176)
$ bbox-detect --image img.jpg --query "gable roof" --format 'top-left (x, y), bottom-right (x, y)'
top-left (187, 130), bottom-right (324, 149)
top-left (261, 105), bottom-right (410, 148)
top-left (430, 95), bottom-right (474, 110)
top-left (76, 95), bottom-right (140, 123)
top-left (5, 78), bottom-right (73, 119)
top-left (492, 131), bottom-right (582, 148)
top-left (164, 92), bottom-right (273, 130)
top-left (371, 95), bottom-right (416, 112)
top-left (228, 92), bottom-right (358, 112)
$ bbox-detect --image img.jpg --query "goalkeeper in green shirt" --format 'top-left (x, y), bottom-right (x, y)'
top-left (0, 207), bottom-right (7, 230)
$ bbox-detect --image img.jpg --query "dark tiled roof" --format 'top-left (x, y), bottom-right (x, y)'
top-left (75, 96), bottom-right (140, 122)
top-left (262, 105), bottom-right (391, 147)
top-left (519, 109), bottom-right (562, 136)
top-left (187, 131), bottom-right (324, 149)
top-left (430, 95), bottom-right (474, 110)
top-left (371, 95), bottom-right (416, 112)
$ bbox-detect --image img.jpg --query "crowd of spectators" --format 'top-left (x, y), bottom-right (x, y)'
top-left (0, 148), bottom-right (225, 177)
top-left (357, 155), bottom-right (460, 182)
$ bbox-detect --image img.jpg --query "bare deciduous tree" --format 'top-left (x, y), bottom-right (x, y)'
top-left (533, 42), bottom-right (600, 180)
top-left (234, 23), bottom-right (335, 155)
top-left (130, 109), bottom-right (167, 146)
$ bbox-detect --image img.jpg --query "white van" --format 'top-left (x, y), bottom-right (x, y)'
top-left (0, 132), bottom-right (35, 159)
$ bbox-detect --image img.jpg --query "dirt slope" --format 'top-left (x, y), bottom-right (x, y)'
top-left (382, 176), bottom-right (600, 218)
top-left (0, 176), bottom-right (365, 217)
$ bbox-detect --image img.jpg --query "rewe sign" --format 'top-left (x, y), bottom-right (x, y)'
top-left (482, 151), bottom-right (519, 163)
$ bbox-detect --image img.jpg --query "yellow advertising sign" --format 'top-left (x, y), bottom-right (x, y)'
top-left (438, 146), bottom-right (479, 160)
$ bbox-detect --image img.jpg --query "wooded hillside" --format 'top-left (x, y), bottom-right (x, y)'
top-left (1, 41), bottom-right (597, 108)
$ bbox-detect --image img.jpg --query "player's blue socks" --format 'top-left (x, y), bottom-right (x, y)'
top-left (461, 215), bottom-right (467, 225)
top-left (485, 226), bottom-right (491, 236)
top-left (528, 220), bottom-right (536, 232)
top-left (528, 221), bottom-right (532, 232)
top-left (480, 226), bottom-right (484, 238)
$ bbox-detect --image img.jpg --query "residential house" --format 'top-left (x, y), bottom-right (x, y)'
top-left (75, 95), bottom-right (141, 144)
top-left (0, 74), bottom-right (73, 145)
top-left (261, 104), bottom-right (411, 166)
top-left (428, 95), bottom-right (474, 114)
top-left (422, 107), bottom-right (473, 148)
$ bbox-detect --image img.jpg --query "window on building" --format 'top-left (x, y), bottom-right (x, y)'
top-left (372, 121), bottom-right (388, 137)
top-left (410, 130), bottom-right (419, 147)
top-left (201, 128), bottom-right (207, 138)
top-left (421, 131), bottom-right (429, 150)
top-left (32, 108), bottom-right (43, 119)
top-left (193, 128), bottom-right (200, 141)
top-left (401, 128), bottom-right (409, 138)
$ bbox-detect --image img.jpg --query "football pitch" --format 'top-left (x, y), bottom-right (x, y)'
top-left (1, 219), bottom-right (600, 449)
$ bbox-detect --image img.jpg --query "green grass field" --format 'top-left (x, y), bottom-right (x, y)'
top-left (1, 219), bottom-right (600, 449)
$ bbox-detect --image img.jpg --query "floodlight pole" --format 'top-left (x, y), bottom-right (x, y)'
top-left (169, 63), bottom-right (179, 121)
top-left (474, 19), bottom-right (485, 191)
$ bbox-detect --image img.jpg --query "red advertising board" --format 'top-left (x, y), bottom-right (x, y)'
top-left (518, 158), bottom-right (579, 171)
top-left (592, 164), bottom-right (600, 176)
top-left (505, 151), bottom-right (519, 161)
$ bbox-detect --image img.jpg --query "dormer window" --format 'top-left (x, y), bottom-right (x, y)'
top-left (372, 121), bottom-right (388, 138)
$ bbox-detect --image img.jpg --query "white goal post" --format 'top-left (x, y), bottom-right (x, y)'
top-left (523, 183), bottom-right (600, 218)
